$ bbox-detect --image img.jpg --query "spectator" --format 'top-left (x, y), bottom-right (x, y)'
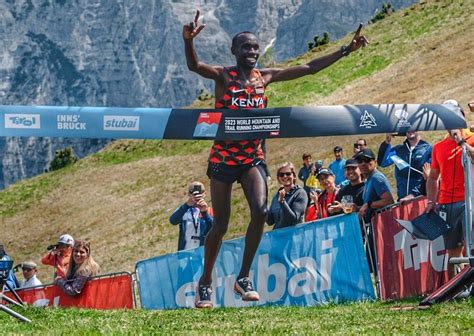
top-left (469, 101), bottom-right (474, 132)
top-left (56, 240), bottom-right (100, 297)
top-left (353, 138), bottom-right (367, 155)
top-left (298, 153), bottom-right (316, 193)
top-left (356, 149), bottom-right (394, 222)
top-left (267, 162), bottom-right (308, 229)
top-left (328, 159), bottom-right (365, 215)
top-left (314, 168), bottom-right (339, 219)
top-left (41, 234), bottom-right (74, 279)
top-left (418, 162), bottom-right (431, 196)
top-left (19, 261), bottom-right (42, 288)
top-left (0, 244), bottom-right (19, 290)
top-left (377, 131), bottom-right (432, 201)
top-left (169, 181), bottom-right (213, 251)
top-left (329, 146), bottom-right (346, 186)
top-left (305, 190), bottom-right (319, 222)
top-left (426, 117), bottom-right (474, 279)
top-left (356, 149), bottom-right (394, 275)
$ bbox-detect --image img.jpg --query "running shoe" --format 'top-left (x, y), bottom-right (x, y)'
top-left (195, 283), bottom-right (213, 308)
top-left (234, 277), bottom-right (260, 301)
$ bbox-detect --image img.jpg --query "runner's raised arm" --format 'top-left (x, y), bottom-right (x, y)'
top-left (262, 24), bottom-right (369, 84)
top-left (183, 10), bottom-right (223, 80)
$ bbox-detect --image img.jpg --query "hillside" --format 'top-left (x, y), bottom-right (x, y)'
top-left (1, 0), bottom-right (473, 277)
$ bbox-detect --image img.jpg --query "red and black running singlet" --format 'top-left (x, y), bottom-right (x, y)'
top-left (209, 67), bottom-right (267, 165)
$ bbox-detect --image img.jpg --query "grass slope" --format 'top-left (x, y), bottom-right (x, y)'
top-left (1, 0), bottom-right (473, 278)
top-left (1, 300), bottom-right (473, 334)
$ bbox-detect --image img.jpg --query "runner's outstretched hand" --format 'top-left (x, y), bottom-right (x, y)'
top-left (347, 24), bottom-right (369, 54)
top-left (183, 10), bottom-right (206, 40)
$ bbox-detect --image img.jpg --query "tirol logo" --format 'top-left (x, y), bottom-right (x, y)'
top-left (193, 112), bottom-right (222, 137)
top-left (359, 111), bottom-right (377, 128)
top-left (5, 114), bottom-right (41, 129)
top-left (103, 116), bottom-right (140, 131)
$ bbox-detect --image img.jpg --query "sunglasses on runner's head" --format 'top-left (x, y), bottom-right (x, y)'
top-left (278, 172), bottom-right (293, 177)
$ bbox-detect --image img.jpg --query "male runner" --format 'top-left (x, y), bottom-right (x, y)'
top-left (183, 10), bottom-right (368, 308)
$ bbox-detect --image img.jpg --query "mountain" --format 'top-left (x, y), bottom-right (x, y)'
top-left (2, 0), bottom-right (472, 275)
top-left (0, 0), bottom-right (417, 189)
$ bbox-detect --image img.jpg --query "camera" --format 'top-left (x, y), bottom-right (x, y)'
top-left (47, 244), bottom-right (59, 251)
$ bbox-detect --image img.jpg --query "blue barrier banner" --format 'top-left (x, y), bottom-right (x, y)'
top-left (136, 214), bottom-right (375, 309)
top-left (0, 104), bottom-right (466, 140)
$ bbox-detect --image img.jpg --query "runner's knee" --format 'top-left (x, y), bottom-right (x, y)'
top-left (211, 221), bottom-right (229, 237)
top-left (250, 204), bottom-right (267, 222)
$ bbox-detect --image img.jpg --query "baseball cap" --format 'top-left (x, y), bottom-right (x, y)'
top-left (21, 261), bottom-right (37, 270)
top-left (345, 158), bottom-right (359, 168)
top-left (443, 99), bottom-right (465, 117)
top-left (443, 99), bottom-right (460, 107)
top-left (333, 146), bottom-right (343, 152)
top-left (58, 234), bottom-right (74, 246)
top-left (316, 168), bottom-right (335, 179)
top-left (355, 148), bottom-right (376, 161)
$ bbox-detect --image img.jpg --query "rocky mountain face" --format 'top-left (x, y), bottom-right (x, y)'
top-left (0, 0), bottom-right (415, 189)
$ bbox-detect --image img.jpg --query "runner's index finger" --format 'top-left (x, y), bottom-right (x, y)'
top-left (194, 10), bottom-right (200, 24)
top-left (354, 23), bottom-right (363, 37)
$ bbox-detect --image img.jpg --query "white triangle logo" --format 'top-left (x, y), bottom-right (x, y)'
top-left (360, 111), bottom-right (377, 128)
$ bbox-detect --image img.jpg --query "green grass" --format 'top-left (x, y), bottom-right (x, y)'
top-left (1, 299), bottom-right (472, 334)
top-left (265, 0), bottom-right (470, 108)
top-left (0, 169), bottom-right (66, 217)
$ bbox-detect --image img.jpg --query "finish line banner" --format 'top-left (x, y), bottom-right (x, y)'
top-left (0, 104), bottom-right (466, 140)
top-left (136, 214), bottom-right (375, 310)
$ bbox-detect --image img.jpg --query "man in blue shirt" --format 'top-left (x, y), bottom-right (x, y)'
top-left (377, 131), bottom-right (431, 201)
top-left (356, 149), bottom-right (394, 222)
top-left (355, 149), bottom-right (394, 276)
top-left (329, 146), bottom-right (346, 186)
top-left (169, 182), bottom-right (213, 251)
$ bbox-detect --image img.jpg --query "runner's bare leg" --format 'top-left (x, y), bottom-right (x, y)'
top-left (237, 166), bottom-right (268, 279)
top-left (199, 178), bottom-right (232, 285)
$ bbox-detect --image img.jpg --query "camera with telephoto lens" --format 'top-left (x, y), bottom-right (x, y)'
top-left (47, 244), bottom-right (59, 251)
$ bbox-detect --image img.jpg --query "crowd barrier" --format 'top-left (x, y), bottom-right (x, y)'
top-left (372, 197), bottom-right (448, 300)
top-left (136, 213), bottom-right (375, 310)
top-left (3, 272), bottom-right (134, 309)
top-left (3, 200), bottom-right (456, 310)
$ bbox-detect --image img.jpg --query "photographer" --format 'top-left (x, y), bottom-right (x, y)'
top-left (41, 234), bottom-right (74, 280)
top-left (169, 182), bottom-right (213, 251)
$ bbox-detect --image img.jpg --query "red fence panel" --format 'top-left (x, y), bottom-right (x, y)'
top-left (372, 197), bottom-right (448, 300)
top-left (3, 272), bottom-right (134, 309)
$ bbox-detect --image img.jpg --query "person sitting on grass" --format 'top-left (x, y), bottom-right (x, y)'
top-left (56, 240), bottom-right (100, 297)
